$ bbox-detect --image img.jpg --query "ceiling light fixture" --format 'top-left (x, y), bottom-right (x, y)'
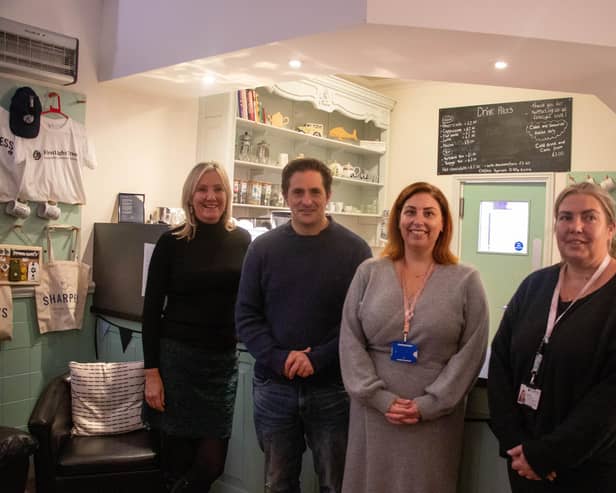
top-left (288, 59), bottom-right (302, 69)
top-left (201, 74), bottom-right (216, 85)
top-left (494, 60), bottom-right (508, 70)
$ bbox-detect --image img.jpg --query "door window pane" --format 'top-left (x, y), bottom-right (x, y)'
top-left (478, 201), bottom-right (529, 254)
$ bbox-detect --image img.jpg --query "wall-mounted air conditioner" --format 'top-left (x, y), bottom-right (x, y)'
top-left (0, 17), bottom-right (78, 86)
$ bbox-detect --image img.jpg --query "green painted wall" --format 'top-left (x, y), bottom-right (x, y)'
top-left (0, 294), bottom-right (96, 429)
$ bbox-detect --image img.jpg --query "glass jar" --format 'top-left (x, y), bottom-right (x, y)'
top-left (238, 132), bottom-right (252, 161)
top-left (261, 182), bottom-right (272, 206)
top-left (269, 184), bottom-right (280, 207)
top-left (256, 140), bottom-right (270, 164)
top-left (233, 180), bottom-right (240, 203)
top-left (248, 181), bottom-right (262, 205)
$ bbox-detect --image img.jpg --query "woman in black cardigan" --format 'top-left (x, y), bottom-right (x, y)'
top-left (489, 182), bottom-right (616, 492)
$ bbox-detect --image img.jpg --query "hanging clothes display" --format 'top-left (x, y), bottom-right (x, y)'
top-left (18, 114), bottom-right (97, 204)
top-left (0, 106), bottom-right (26, 202)
top-left (2, 87), bottom-right (96, 206)
top-left (9, 86), bottom-right (42, 138)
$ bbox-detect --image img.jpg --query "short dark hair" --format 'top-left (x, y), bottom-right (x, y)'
top-left (281, 158), bottom-right (332, 197)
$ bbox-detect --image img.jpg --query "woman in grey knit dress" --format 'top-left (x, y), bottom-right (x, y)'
top-left (340, 182), bottom-right (489, 493)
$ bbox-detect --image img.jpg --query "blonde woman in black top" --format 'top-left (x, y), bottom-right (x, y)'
top-left (142, 162), bottom-right (250, 493)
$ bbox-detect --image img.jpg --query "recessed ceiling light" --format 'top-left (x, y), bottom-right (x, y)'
top-left (494, 60), bottom-right (508, 70)
top-left (288, 59), bottom-right (302, 69)
top-left (201, 74), bottom-right (216, 85)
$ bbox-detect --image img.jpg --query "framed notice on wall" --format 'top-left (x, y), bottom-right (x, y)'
top-left (437, 97), bottom-right (572, 175)
top-left (118, 193), bottom-right (145, 223)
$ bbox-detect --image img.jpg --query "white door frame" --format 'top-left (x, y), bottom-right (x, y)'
top-left (452, 173), bottom-right (556, 269)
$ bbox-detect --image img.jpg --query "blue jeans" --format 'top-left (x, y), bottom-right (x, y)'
top-left (253, 376), bottom-right (349, 493)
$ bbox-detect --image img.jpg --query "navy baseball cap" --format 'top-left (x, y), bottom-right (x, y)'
top-left (10, 87), bottom-right (42, 139)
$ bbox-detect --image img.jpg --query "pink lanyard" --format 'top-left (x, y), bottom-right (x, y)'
top-left (529, 254), bottom-right (610, 385)
top-left (401, 263), bottom-right (435, 342)
top-left (546, 254), bottom-right (610, 342)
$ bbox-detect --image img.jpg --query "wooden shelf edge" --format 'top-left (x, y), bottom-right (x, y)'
top-left (232, 203), bottom-right (380, 218)
top-left (234, 160), bottom-right (383, 187)
top-left (236, 118), bottom-right (385, 156)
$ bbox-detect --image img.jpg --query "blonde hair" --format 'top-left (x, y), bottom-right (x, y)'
top-left (554, 182), bottom-right (616, 256)
top-left (174, 162), bottom-right (235, 240)
top-left (382, 182), bottom-right (457, 265)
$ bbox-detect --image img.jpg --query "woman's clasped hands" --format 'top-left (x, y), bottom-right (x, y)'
top-left (507, 444), bottom-right (557, 482)
top-left (385, 398), bottom-right (421, 425)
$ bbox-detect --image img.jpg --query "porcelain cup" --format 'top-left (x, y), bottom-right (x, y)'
top-left (329, 161), bottom-right (343, 176)
top-left (342, 164), bottom-right (360, 178)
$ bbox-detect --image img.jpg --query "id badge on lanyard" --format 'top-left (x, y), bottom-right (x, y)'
top-left (517, 383), bottom-right (541, 410)
top-left (391, 263), bottom-right (434, 365)
top-left (391, 341), bottom-right (418, 364)
top-left (517, 255), bottom-right (610, 410)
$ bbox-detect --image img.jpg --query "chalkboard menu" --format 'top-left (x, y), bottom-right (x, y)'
top-left (438, 98), bottom-right (572, 175)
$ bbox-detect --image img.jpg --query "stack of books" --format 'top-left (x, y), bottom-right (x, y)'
top-left (237, 89), bottom-right (267, 123)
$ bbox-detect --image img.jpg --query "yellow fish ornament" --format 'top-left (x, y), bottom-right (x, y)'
top-left (328, 127), bottom-right (358, 141)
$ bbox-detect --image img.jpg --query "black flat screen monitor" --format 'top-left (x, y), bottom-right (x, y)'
top-left (92, 223), bottom-right (169, 321)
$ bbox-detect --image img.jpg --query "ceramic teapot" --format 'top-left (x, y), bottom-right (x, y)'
top-left (267, 112), bottom-right (290, 128)
top-left (342, 163), bottom-right (361, 178)
top-left (329, 160), bottom-right (343, 177)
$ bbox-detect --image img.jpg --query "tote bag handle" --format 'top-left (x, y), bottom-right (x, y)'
top-left (45, 226), bottom-right (80, 263)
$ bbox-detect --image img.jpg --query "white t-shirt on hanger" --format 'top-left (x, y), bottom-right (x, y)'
top-left (18, 115), bottom-right (97, 204)
top-left (0, 107), bottom-right (26, 202)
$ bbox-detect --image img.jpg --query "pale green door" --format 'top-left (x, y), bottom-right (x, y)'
top-left (457, 181), bottom-right (547, 493)
top-left (460, 182), bottom-right (547, 342)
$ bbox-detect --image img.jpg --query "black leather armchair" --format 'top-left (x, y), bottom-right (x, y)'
top-left (28, 373), bottom-right (163, 493)
top-left (0, 426), bottom-right (37, 493)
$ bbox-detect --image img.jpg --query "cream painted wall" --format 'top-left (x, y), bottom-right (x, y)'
top-left (378, 80), bottom-right (616, 260)
top-left (2, 0), bottom-right (200, 263)
top-left (369, 0), bottom-right (616, 48)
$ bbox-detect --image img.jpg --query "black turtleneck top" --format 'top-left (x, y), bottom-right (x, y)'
top-left (142, 221), bottom-right (251, 368)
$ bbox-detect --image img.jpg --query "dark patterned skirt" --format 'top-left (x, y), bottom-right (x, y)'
top-left (144, 337), bottom-right (238, 439)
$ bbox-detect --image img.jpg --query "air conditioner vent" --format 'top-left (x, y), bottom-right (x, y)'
top-left (0, 17), bottom-right (78, 86)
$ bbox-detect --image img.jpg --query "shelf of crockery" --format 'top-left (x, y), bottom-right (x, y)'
top-left (333, 175), bottom-right (383, 188)
top-left (231, 203), bottom-right (381, 218)
top-left (234, 160), bottom-right (383, 188)
top-left (236, 118), bottom-right (385, 157)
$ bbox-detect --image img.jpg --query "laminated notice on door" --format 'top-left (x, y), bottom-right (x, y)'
top-left (0, 244), bottom-right (42, 286)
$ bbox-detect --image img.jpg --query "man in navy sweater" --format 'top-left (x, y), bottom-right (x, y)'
top-left (236, 158), bottom-right (371, 493)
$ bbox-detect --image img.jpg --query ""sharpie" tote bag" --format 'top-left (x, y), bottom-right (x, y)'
top-left (0, 285), bottom-right (12, 340)
top-left (35, 228), bottom-right (90, 334)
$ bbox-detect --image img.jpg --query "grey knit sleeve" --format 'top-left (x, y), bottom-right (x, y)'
top-left (339, 260), bottom-right (398, 414)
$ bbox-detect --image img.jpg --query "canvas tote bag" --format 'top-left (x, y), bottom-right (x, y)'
top-left (0, 285), bottom-right (13, 341)
top-left (35, 228), bottom-right (91, 334)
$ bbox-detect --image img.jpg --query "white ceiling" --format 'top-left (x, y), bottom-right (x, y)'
top-left (103, 22), bottom-right (616, 112)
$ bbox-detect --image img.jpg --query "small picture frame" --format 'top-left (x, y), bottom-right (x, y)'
top-left (117, 193), bottom-right (145, 223)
